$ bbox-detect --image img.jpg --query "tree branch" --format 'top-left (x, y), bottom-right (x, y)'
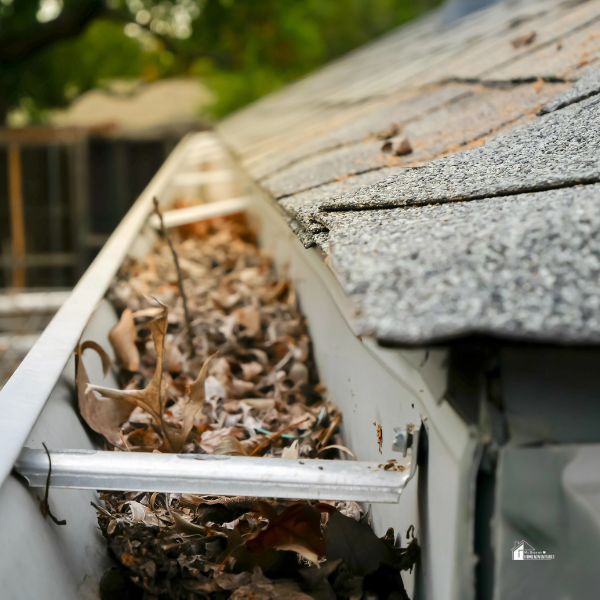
top-left (153, 197), bottom-right (196, 358)
top-left (0, 0), bottom-right (105, 63)
top-left (102, 6), bottom-right (183, 57)
top-left (0, 1), bottom-right (223, 68)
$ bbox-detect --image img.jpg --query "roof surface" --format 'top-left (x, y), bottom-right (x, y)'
top-left (219, 0), bottom-right (600, 345)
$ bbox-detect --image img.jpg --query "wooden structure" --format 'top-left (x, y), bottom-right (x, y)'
top-left (0, 126), bottom-right (185, 289)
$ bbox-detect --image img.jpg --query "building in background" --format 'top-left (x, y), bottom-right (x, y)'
top-left (0, 78), bottom-right (211, 290)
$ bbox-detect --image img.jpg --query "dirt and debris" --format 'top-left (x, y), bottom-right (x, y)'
top-left (372, 123), bottom-right (402, 141)
top-left (75, 214), bottom-right (417, 598)
top-left (97, 493), bottom-right (418, 600)
top-left (373, 422), bottom-right (383, 454)
top-left (381, 138), bottom-right (412, 157)
top-left (510, 31), bottom-right (536, 49)
top-left (378, 460), bottom-right (405, 473)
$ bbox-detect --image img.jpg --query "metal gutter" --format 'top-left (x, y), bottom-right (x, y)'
top-left (0, 136), bottom-right (193, 491)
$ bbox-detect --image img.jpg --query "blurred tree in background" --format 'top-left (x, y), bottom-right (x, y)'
top-left (0, 0), bottom-right (439, 125)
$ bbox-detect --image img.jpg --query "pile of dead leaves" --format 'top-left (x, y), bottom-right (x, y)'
top-left (76, 215), bottom-right (417, 599)
top-left (97, 492), bottom-right (418, 600)
top-left (78, 216), bottom-right (340, 458)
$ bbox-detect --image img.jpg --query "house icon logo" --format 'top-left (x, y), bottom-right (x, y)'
top-left (511, 540), bottom-right (555, 561)
top-left (512, 540), bottom-right (534, 560)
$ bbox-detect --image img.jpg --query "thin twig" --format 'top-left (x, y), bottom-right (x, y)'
top-left (40, 443), bottom-right (66, 526)
top-left (91, 501), bottom-right (113, 519)
top-left (153, 197), bottom-right (196, 357)
top-left (320, 413), bottom-right (343, 448)
top-left (250, 416), bottom-right (310, 457)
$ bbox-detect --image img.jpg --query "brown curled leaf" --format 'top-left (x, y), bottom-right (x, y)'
top-left (76, 341), bottom-right (132, 447)
top-left (245, 501), bottom-right (327, 564)
top-left (166, 493), bottom-right (208, 535)
top-left (87, 302), bottom-right (173, 449)
top-left (108, 309), bottom-right (140, 371)
top-left (325, 509), bottom-right (393, 577)
top-left (214, 434), bottom-right (247, 456)
top-left (166, 352), bottom-right (217, 452)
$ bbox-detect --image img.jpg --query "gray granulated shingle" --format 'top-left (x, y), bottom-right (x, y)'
top-left (539, 66), bottom-right (600, 114)
top-left (320, 184), bottom-right (600, 345)
top-left (251, 84), bottom-right (472, 180)
top-left (321, 94), bottom-right (600, 212)
top-left (279, 167), bottom-right (403, 232)
top-left (262, 140), bottom-right (396, 199)
top-left (264, 81), bottom-right (567, 200)
top-left (312, 232), bottom-right (330, 254)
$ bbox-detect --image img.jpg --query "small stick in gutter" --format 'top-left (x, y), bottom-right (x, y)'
top-left (153, 197), bottom-right (196, 358)
top-left (250, 416), bottom-right (310, 457)
top-left (39, 443), bottom-right (66, 526)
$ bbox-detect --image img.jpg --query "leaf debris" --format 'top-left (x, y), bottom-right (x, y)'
top-left (80, 214), bottom-right (417, 598)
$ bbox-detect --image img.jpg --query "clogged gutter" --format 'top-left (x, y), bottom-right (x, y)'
top-left (76, 214), bottom-right (417, 599)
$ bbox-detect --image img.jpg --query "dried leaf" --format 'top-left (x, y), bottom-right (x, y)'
top-left (281, 440), bottom-right (299, 459)
top-left (251, 417), bottom-right (310, 457)
top-left (234, 305), bottom-right (261, 339)
top-left (246, 502), bottom-right (326, 564)
top-left (325, 509), bottom-right (392, 576)
top-left (87, 303), bottom-right (170, 446)
top-left (199, 427), bottom-right (237, 453)
top-left (230, 577), bottom-right (313, 600)
top-left (76, 341), bottom-right (132, 447)
top-left (381, 137), bottom-right (412, 157)
top-left (374, 122), bottom-right (401, 140)
top-left (124, 427), bottom-right (162, 452)
top-left (299, 558), bottom-right (342, 600)
top-left (317, 444), bottom-right (356, 459)
top-left (167, 352), bottom-right (216, 452)
top-left (88, 303), bottom-right (206, 452)
top-left (108, 309), bottom-right (140, 371)
top-left (394, 138), bottom-right (412, 156)
top-left (165, 494), bottom-right (207, 535)
top-left (205, 375), bottom-right (227, 401)
top-left (214, 435), bottom-right (247, 456)
top-left (319, 413), bottom-right (342, 447)
top-left (288, 361), bottom-right (308, 385)
top-left (124, 501), bottom-right (161, 527)
top-left (163, 339), bottom-right (184, 372)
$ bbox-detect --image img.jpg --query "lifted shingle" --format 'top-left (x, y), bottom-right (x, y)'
top-left (321, 94), bottom-right (600, 212)
top-left (539, 66), bottom-right (600, 114)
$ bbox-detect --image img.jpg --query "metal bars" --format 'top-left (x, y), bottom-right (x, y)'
top-left (15, 448), bottom-right (411, 503)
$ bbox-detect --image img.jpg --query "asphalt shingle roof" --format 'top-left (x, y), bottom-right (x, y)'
top-left (220, 0), bottom-right (600, 345)
top-left (320, 185), bottom-right (600, 344)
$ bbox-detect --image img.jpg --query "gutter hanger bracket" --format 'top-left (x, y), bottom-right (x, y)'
top-left (14, 448), bottom-right (420, 504)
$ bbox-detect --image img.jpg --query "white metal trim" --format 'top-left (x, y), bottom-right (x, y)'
top-left (172, 170), bottom-right (234, 187)
top-left (148, 197), bottom-right (250, 229)
top-left (15, 448), bottom-right (411, 503)
top-left (0, 134), bottom-right (203, 491)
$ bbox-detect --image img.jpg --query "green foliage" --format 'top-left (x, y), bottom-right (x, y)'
top-left (1, 20), bottom-right (146, 122)
top-left (0, 0), bottom-right (439, 124)
top-left (188, 0), bottom-right (431, 118)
